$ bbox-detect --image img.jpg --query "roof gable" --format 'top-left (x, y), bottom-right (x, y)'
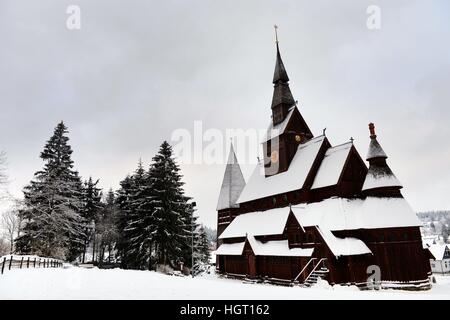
top-left (311, 142), bottom-right (353, 189)
top-left (237, 135), bottom-right (326, 203)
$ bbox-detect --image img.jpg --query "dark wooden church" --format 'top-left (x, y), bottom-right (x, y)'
top-left (215, 37), bottom-right (431, 289)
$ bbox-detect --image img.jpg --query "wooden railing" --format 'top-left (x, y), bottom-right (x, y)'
top-left (0, 255), bottom-right (63, 275)
top-left (294, 257), bottom-right (317, 282)
top-left (303, 258), bottom-right (328, 283)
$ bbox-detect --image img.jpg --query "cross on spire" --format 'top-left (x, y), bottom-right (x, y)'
top-left (274, 24), bottom-right (279, 43)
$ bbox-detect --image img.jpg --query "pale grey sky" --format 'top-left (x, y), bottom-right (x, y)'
top-left (1, 0), bottom-right (449, 228)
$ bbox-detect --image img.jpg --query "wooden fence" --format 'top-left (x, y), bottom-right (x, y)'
top-left (1, 255), bottom-right (63, 275)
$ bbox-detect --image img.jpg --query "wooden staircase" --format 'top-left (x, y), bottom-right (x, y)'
top-left (303, 266), bottom-right (329, 287)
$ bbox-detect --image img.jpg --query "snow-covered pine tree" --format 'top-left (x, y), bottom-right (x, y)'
top-left (148, 141), bottom-right (192, 268)
top-left (192, 225), bottom-right (211, 275)
top-left (96, 189), bottom-right (119, 265)
top-left (118, 161), bottom-right (148, 269)
top-left (81, 177), bottom-right (103, 263)
top-left (115, 174), bottom-right (134, 268)
top-left (16, 121), bottom-right (86, 260)
top-left (197, 225), bottom-right (211, 265)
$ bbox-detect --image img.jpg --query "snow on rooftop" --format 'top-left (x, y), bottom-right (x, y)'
top-left (428, 244), bottom-right (449, 261)
top-left (316, 227), bottom-right (372, 257)
top-left (215, 242), bottom-right (245, 256)
top-left (216, 144), bottom-right (246, 210)
top-left (237, 135), bottom-right (326, 203)
top-left (292, 197), bottom-right (421, 231)
top-left (247, 236), bottom-right (314, 257)
top-left (311, 142), bottom-right (353, 189)
top-left (366, 137), bottom-right (387, 160)
top-left (261, 107), bottom-right (295, 143)
top-left (362, 171), bottom-right (402, 191)
top-left (218, 207), bottom-right (290, 239)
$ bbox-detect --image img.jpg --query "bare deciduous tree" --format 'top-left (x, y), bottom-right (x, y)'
top-left (0, 238), bottom-right (9, 256)
top-left (1, 200), bottom-right (23, 253)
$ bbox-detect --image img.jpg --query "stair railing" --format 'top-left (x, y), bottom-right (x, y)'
top-left (303, 258), bottom-right (328, 284)
top-left (294, 258), bottom-right (317, 282)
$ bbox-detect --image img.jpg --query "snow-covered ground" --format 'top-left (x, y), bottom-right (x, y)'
top-left (1, 266), bottom-right (450, 300)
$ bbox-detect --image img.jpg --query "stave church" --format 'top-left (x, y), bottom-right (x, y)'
top-left (215, 34), bottom-right (431, 289)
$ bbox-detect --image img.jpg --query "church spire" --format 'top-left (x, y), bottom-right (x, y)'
top-left (362, 123), bottom-right (403, 197)
top-left (216, 142), bottom-right (246, 211)
top-left (273, 42), bottom-right (290, 83)
top-left (270, 26), bottom-right (295, 125)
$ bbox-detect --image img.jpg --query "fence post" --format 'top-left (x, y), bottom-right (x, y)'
top-left (34, 258), bottom-right (36, 268)
top-left (38, 259), bottom-right (41, 268)
top-left (20, 257), bottom-right (24, 269)
top-left (27, 257), bottom-right (30, 268)
top-left (1, 257), bottom-right (5, 274)
top-left (9, 256), bottom-right (12, 270)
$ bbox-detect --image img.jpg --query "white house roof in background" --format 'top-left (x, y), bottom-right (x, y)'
top-left (218, 207), bottom-right (291, 239)
top-left (261, 107), bottom-right (295, 143)
top-left (237, 135), bottom-right (326, 203)
top-left (215, 242), bottom-right (245, 256)
top-left (428, 244), bottom-right (449, 261)
top-left (247, 236), bottom-right (314, 257)
top-left (311, 142), bottom-right (353, 189)
top-left (292, 197), bottom-right (421, 231)
top-left (316, 226), bottom-right (372, 257)
top-left (216, 144), bottom-right (246, 210)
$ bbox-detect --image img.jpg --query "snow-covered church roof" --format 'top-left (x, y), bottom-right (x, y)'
top-left (362, 168), bottom-right (402, 191)
top-left (237, 135), bottom-right (326, 203)
top-left (366, 123), bottom-right (387, 160)
top-left (362, 124), bottom-right (402, 192)
top-left (216, 144), bottom-right (246, 210)
top-left (261, 106), bottom-right (295, 143)
top-left (247, 236), bottom-right (313, 257)
top-left (218, 207), bottom-right (290, 239)
top-left (311, 142), bottom-right (353, 189)
top-left (292, 197), bottom-right (421, 231)
top-left (215, 236), bottom-right (314, 257)
top-left (316, 226), bottom-right (372, 257)
top-left (366, 137), bottom-right (387, 160)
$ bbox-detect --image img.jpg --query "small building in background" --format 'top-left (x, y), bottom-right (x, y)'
top-left (428, 244), bottom-right (450, 274)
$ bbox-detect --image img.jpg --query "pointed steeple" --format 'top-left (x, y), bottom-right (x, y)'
top-left (273, 43), bottom-right (290, 83)
top-left (217, 143), bottom-right (246, 211)
top-left (362, 123), bottom-right (402, 197)
top-left (270, 28), bottom-right (296, 125)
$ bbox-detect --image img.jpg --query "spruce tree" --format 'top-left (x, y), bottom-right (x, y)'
top-left (81, 177), bottom-right (103, 263)
top-left (115, 175), bottom-right (134, 268)
top-left (16, 121), bottom-right (85, 260)
top-left (148, 141), bottom-right (191, 268)
top-left (96, 189), bottom-right (119, 265)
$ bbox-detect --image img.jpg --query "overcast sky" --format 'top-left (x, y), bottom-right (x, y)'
top-left (1, 0), bottom-right (449, 228)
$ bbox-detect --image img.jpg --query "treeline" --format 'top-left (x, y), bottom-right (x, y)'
top-left (15, 122), bottom-right (210, 272)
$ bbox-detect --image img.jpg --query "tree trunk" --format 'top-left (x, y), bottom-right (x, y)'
top-left (92, 234), bottom-right (96, 263)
